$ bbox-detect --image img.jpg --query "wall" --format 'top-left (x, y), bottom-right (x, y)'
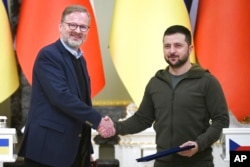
top-left (91, 0), bottom-right (133, 106)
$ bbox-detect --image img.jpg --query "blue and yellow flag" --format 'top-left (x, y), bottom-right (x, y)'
top-left (0, 138), bottom-right (9, 155)
top-left (109, 0), bottom-right (195, 106)
top-left (0, 1), bottom-right (19, 103)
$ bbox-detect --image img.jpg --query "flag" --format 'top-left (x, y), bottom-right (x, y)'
top-left (109, 0), bottom-right (195, 106)
top-left (16, 0), bottom-right (105, 97)
top-left (230, 139), bottom-right (250, 166)
top-left (194, 0), bottom-right (250, 121)
top-left (230, 139), bottom-right (250, 151)
top-left (0, 1), bottom-right (19, 103)
top-left (184, 0), bottom-right (199, 33)
top-left (0, 138), bottom-right (9, 155)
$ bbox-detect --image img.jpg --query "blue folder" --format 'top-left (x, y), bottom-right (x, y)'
top-left (136, 145), bottom-right (195, 162)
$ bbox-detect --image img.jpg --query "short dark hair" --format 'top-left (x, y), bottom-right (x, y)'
top-left (61, 5), bottom-right (90, 23)
top-left (163, 25), bottom-right (192, 45)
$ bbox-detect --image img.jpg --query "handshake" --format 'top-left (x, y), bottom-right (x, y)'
top-left (97, 116), bottom-right (116, 138)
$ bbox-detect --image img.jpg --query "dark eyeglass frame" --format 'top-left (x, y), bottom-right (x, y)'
top-left (64, 22), bottom-right (90, 32)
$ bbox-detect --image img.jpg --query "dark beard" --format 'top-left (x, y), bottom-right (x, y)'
top-left (166, 54), bottom-right (189, 68)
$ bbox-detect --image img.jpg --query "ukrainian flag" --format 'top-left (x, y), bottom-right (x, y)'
top-left (109, 0), bottom-right (194, 106)
top-left (0, 139), bottom-right (9, 154)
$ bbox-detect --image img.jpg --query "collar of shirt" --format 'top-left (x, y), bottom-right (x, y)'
top-left (60, 38), bottom-right (83, 59)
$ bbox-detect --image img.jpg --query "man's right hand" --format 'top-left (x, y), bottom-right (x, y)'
top-left (97, 116), bottom-right (116, 138)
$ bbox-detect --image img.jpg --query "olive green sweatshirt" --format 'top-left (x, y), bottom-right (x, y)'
top-left (115, 64), bottom-right (229, 167)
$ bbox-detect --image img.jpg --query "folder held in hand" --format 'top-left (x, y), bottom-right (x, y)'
top-left (136, 145), bottom-right (195, 162)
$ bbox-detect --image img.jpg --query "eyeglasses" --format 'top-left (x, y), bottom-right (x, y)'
top-left (63, 22), bottom-right (89, 32)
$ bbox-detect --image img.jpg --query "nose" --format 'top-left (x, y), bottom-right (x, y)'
top-left (170, 46), bottom-right (176, 53)
top-left (74, 26), bottom-right (81, 33)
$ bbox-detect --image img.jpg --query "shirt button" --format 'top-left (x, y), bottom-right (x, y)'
top-left (78, 133), bottom-right (82, 138)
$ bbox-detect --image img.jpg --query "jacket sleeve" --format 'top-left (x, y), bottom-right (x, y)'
top-left (196, 75), bottom-right (230, 151)
top-left (115, 84), bottom-right (155, 135)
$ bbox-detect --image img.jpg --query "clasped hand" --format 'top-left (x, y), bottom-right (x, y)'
top-left (97, 116), bottom-right (116, 138)
top-left (178, 141), bottom-right (198, 157)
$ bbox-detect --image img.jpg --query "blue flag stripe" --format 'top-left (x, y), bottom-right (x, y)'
top-left (0, 139), bottom-right (9, 146)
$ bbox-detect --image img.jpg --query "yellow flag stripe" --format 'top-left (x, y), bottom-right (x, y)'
top-left (0, 147), bottom-right (9, 154)
top-left (0, 2), bottom-right (19, 103)
top-left (109, 0), bottom-right (195, 106)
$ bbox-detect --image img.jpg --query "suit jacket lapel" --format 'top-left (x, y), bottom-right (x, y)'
top-left (79, 56), bottom-right (91, 98)
top-left (55, 40), bottom-right (90, 101)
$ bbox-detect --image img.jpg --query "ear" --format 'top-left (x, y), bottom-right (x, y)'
top-left (59, 23), bottom-right (63, 32)
top-left (188, 45), bottom-right (194, 54)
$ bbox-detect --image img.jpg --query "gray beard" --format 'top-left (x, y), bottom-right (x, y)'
top-left (67, 38), bottom-right (83, 49)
